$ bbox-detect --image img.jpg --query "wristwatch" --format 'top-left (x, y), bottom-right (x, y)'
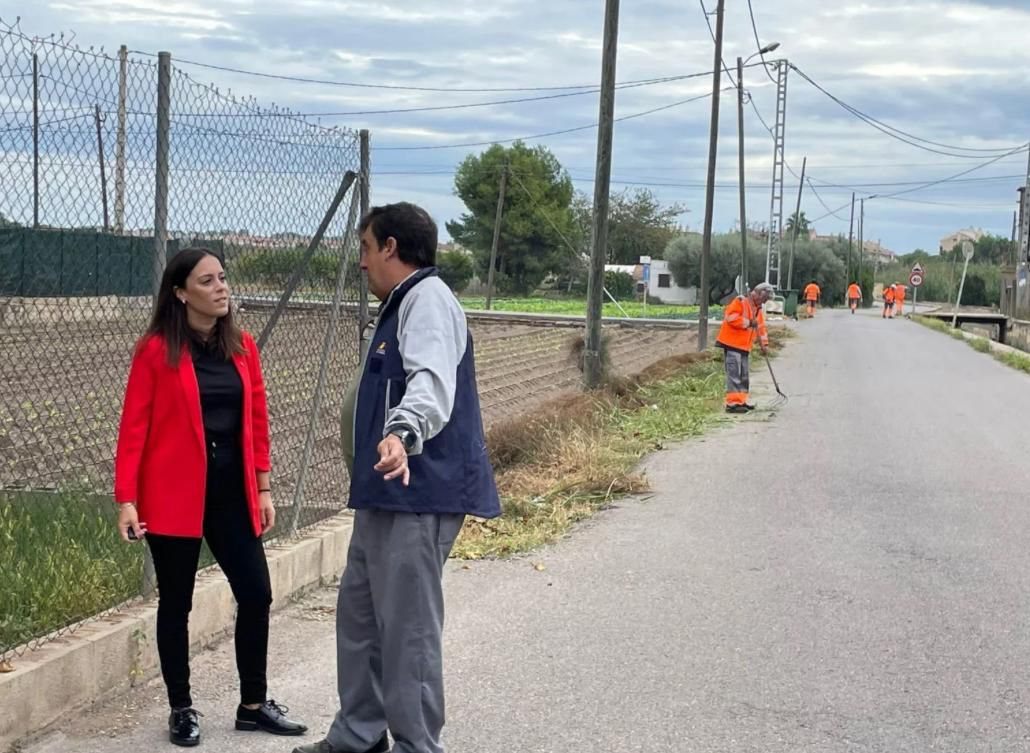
top-left (389, 426), bottom-right (417, 453)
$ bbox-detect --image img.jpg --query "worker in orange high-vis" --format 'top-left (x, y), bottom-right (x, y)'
top-left (894, 282), bottom-right (906, 316)
top-left (716, 282), bottom-right (773, 414)
top-left (847, 282), bottom-right (862, 314)
top-left (882, 283), bottom-right (896, 319)
top-left (803, 280), bottom-right (821, 318)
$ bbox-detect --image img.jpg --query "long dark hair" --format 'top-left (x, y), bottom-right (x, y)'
top-left (145, 247), bottom-right (244, 366)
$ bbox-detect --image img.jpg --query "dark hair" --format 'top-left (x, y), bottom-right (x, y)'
top-left (145, 246), bottom-right (244, 366)
top-left (359, 202), bottom-right (437, 268)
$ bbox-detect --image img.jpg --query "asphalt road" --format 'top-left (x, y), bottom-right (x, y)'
top-left (25, 309), bottom-right (1030, 753)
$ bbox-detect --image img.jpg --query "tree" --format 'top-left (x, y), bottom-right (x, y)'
top-left (665, 231), bottom-right (848, 305)
top-left (447, 142), bottom-right (576, 295)
top-left (784, 211), bottom-right (810, 238)
top-left (436, 250), bottom-right (474, 293)
top-left (604, 270), bottom-right (635, 300)
top-left (570, 189), bottom-right (686, 264)
top-left (665, 233), bottom-right (766, 304)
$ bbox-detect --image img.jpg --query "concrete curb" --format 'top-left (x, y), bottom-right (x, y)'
top-left (0, 514), bottom-right (353, 751)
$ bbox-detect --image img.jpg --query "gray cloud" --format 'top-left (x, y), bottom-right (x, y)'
top-left (5, 0), bottom-right (1029, 252)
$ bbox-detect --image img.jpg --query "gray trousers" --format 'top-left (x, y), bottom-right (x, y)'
top-left (724, 348), bottom-right (750, 405)
top-left (328, 509), bottom-right (465, 753)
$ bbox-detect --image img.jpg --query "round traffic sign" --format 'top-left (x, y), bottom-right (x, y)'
top-left (909, 272), bottom-right (924, 288)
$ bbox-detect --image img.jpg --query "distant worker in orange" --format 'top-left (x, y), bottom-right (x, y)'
top-left (847, 282), bottom-right (862, 314)
top-left (882, 283), bottom-right (896, 319)
top-left (716, 282), bottom-right (772, 414)
top-left (803, 280), bottom-right (821, 318)
top-left (894, 282), bottom-right (906, 316)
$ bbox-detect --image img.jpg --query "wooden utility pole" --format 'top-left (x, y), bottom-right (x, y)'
top-left (736, 56), bottom-right (748, 291)
top-left (485, 165), bottom-right (508, 310)
top-left (698, 0), bottom-right (725, 351)
top-left (94, 105), bottom-right (110, 231)
top-left (584, 0), bottom-right (620, 388)
top-left (785, 156), bottom-right (806, 290)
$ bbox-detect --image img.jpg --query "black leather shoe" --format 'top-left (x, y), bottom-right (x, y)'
top-left (236, 700), bottom-right (308, 736)
top-left (169, 707), bottom-right (201, 747)
top-left (291, 733), bottom-right (389, 753)
top-left (725, 404), bottom-right (748, 414)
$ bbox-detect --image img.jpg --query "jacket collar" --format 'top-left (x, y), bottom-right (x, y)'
top-left (379, 266), bottom-right (438, 320)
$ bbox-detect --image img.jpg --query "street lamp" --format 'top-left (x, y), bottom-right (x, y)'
top-left (736, 41), bottom-right (780, 292)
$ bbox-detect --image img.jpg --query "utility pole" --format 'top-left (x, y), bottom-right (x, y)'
top-left (94, 105), bottom-right (110, 232)
top-left (846, 192), bottom-right (855, 285)
top-left (736, 56), bottom-right (748, 292)
top-left (697, 0), bottom-right (725, 351)
top-left (785, 156), bottom-right (806, 290)
top-left (584, 0), bottom-right (620, 388)
top-left (1021, 146), bottom-right (1030, 263)
top-left (114, 45), bottom-right (128, 234)
top-left (485, 164), bottom-right (508, 311)
top-left (857, 198), bottom-right (864, 299)
top-left (764, 60), bottom-right (789, 287)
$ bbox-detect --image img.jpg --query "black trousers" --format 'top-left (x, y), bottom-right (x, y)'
top-left (146, 436), bottom-right (272, 709)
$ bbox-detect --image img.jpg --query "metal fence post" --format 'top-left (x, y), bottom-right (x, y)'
top-left (153, 51), bottom-right (171, 297)
top-left (114, 45), bottom-right (127, 234)
top-left (290, 188), bottom-right (362, 533)
top-left (32, 51), bottom-right (39, 228)
top-left (358, 129), bottom-right (371, 358)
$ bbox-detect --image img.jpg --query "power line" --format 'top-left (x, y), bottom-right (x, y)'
top-left (699, 0), bottom-right (736, 88)
top-left (790, 64), bottom-right (1027, 158)
top-left (372, 88), bottom-right (729, 151)
top-left (745, 0), bottom-right (778, 84)
top-left (128, 48), bottom-right (723, 94)
top-left (126, 71), bottom-right (724, 119)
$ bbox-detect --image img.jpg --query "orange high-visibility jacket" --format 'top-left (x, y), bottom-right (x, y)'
top-left (894, 285), bottom-right (906, 300)
top-left (883, 286), bottom-right (896, 303)
top-left (803, 283), bottom-right (821, 301)
top-left (717, 296), bottom-right (768, 353)
top-left (847, 284), bottom-right (862, 299)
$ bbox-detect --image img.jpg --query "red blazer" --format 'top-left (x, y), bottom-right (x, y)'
top-left (114, 330), bottom-right (271, 537)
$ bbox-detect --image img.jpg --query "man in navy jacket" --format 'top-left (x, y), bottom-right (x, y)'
top-left (295, 203), bottom-right (500, 753)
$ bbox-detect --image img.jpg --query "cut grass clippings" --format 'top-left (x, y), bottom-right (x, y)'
top-left (914, 315), bottom-right (1030, 373)
top-left (453, 329), bottom-right (788, 559)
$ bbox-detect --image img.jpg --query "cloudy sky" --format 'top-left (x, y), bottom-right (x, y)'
top-left (5, 0), bottom-right (1030, 254)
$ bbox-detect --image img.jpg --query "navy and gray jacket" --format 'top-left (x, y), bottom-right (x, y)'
top-left (349, 267), bottom-right (501, 519)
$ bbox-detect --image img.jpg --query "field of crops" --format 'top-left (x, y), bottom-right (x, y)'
top-left (461, 297), bottom-right (721, 320)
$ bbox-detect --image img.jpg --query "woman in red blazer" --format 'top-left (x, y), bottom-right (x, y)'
top-left (115, 247), bottom-right (306, 747)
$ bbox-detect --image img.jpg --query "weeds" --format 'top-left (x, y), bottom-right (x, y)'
top-left (454, 329), bottom-right (789, 559)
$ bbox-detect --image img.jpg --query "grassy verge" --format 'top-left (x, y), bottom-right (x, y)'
top-left (914, 315), bottom-right (1030, 373)
top-left (0, 490), bottom-right (218, 658)
top-left (460, 296), bottom-right (721, 321)
top-left (0, 490), bottom-right (144, 656)
top-left (454, 330), bottom-right (787, 559)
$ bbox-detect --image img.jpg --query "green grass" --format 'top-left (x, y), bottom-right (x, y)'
top-left (995, 350), bottom-right (1030, 374)
top-left (915, 315), bottom-right (1030, 374)
top-left (0, 489), bottom-right (144, 655)
top-left (1, 490), bottom-right (216, 657)
top-left (460, 296), bottom-right (721, 321)
top-left (452, 354), bottom-right (730, 559)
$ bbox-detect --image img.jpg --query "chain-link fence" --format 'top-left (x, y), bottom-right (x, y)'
top-left (0, 22), bottom-right (368, 661)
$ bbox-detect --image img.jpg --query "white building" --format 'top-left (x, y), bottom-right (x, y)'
top-left (603, 257), bottom-right (698, 305)
top-left (940, 228), bottom-right (985, 254)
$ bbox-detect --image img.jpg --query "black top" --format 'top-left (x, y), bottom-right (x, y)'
top-left (190, 338), bottom-right (243, 440)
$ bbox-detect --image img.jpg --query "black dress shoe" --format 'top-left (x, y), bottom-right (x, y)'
top-left (235, 700), bottom-right (308, 736)
top-left (291, 734), bottom-right (389, 753)
top-left (169, 707), bottom-right (201, 747)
